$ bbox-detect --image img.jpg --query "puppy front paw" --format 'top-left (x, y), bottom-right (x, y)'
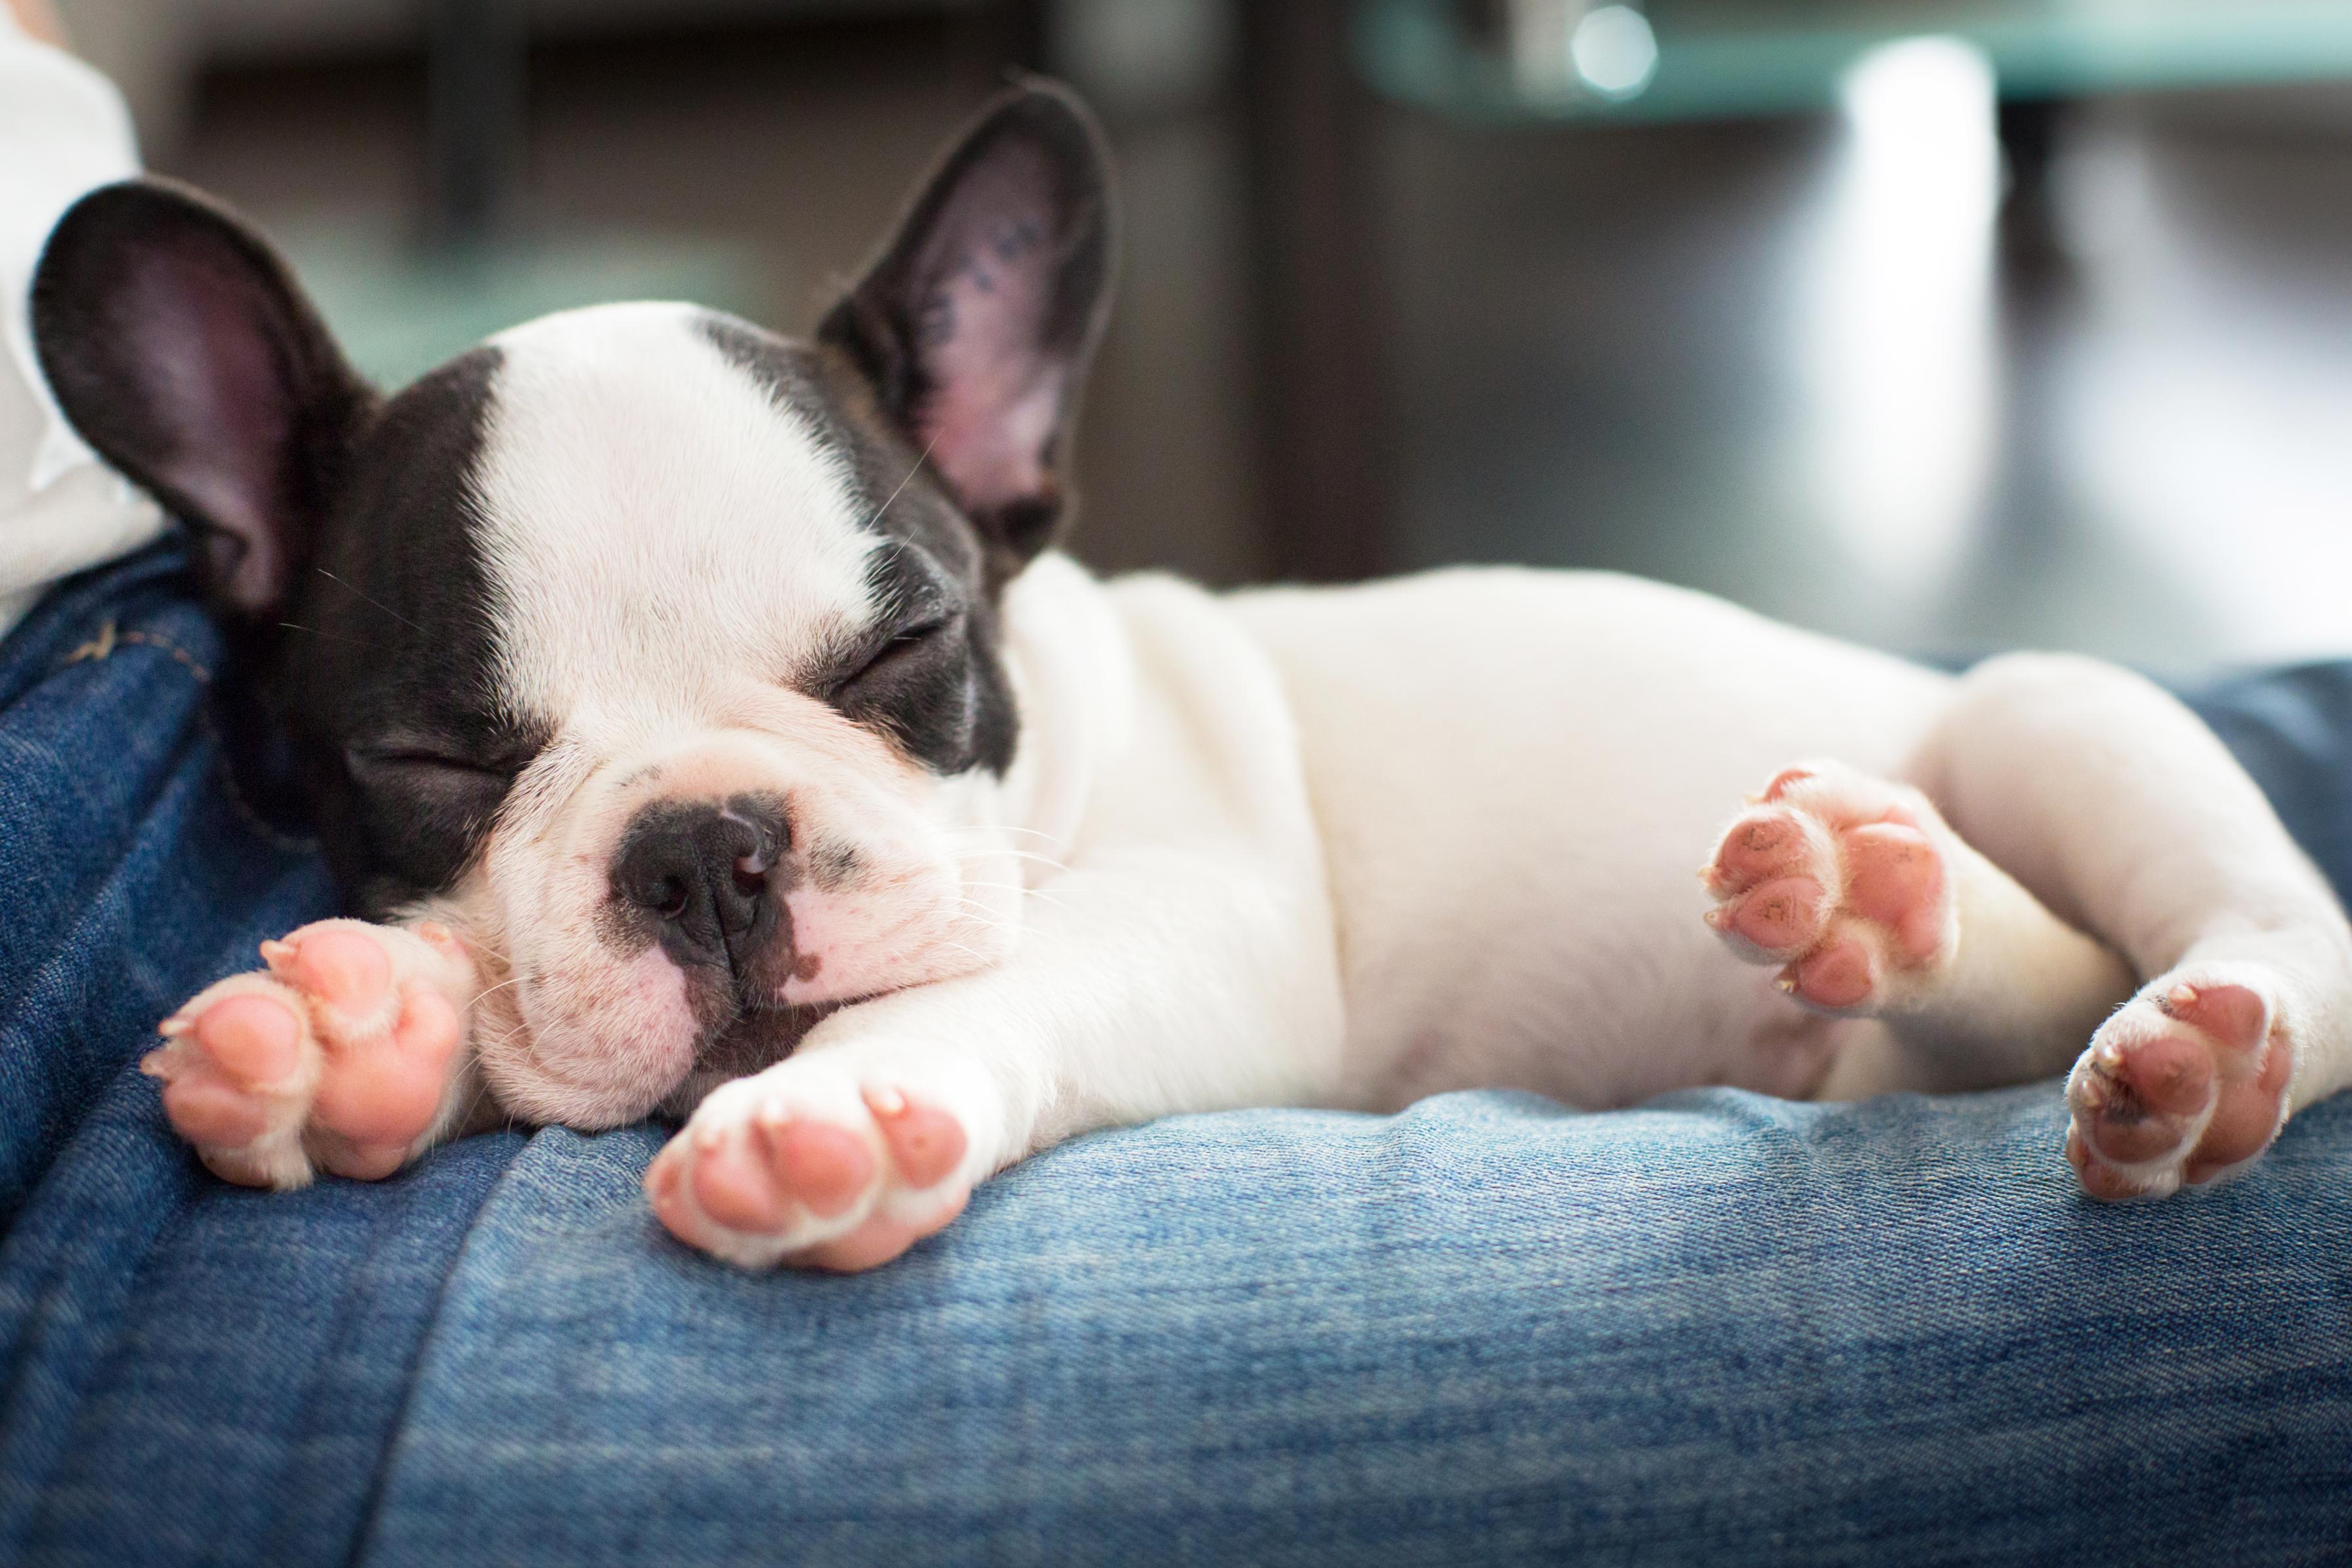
top-left (646, 1060), bottom-right (979, 1272)
top-left (2066, 970), bottom-right (2293, 1200)
top-left (1703, 762), bottom-right (1958, 1013)
top-left (142, 919), bottom-right (474, 1188)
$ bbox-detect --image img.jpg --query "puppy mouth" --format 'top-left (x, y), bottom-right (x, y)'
top-left (658, 998), bottom-right (841, 1119)
top-left (714, 997), bottom-right (836, 1063)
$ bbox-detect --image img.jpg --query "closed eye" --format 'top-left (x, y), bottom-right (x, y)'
top-left (836, 612), bottom-right (957, 692)
top-left (346, 746), bottom-right (523, 790)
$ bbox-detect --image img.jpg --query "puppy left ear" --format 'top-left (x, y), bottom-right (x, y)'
top-left (31, 178), bottom-right (372, 622)
top-left (820, 79), bottom-right (1116, 572)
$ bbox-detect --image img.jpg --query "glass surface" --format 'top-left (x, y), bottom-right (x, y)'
top-left (1359, 0), bottom-right (2352, 122)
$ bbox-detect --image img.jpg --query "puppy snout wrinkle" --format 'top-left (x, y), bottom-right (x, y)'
top-left (613, 796), bottom-right (790, 973)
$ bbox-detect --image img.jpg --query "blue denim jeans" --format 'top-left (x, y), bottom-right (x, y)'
top-left (3, 546), bottom-right (2349, 1567)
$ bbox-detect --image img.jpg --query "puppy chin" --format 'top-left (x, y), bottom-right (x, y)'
top-left (480, 947), bottom-right (703, 1128)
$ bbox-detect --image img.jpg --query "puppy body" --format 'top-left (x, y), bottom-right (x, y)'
top-left (36, 86), bottom-right (2352, 1269)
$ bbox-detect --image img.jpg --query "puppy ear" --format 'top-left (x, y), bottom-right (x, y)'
top-left (31, 178), bottom-right (372, 620)
top-left (820, 79), bottom-right (1116, 571)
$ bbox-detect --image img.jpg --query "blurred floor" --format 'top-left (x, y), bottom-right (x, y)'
top-left (1386, 83), bottom-right (2352, 669)
top-left (165, 15), bottom-right (2352, 668)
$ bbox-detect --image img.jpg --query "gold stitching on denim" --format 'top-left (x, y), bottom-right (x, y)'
top-left (60, 621), bottom-right (215, 684)
top-left (114, 630), bottom-right (214, 684)
top-left (67, 618), bottom-right (118, 664)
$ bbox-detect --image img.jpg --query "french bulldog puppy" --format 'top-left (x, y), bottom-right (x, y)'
top-left (34, 84), bottom-right (2352, 1271)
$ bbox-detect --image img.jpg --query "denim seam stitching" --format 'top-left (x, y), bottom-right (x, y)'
top-left (56, 620), bottom-right (215, 685)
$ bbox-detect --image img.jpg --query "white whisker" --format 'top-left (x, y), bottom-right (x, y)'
top-left (869, 431), bottom-right (943, 532)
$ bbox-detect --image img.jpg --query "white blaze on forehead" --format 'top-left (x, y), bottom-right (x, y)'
top-left (472, 302), bottom-right (877, 725)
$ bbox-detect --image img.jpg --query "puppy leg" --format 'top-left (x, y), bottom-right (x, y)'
top-left (1912, 654), bottom-right (2352, 1198)
top-left (1705, 760), bottom-right (2135, 1092)
top-left (647, 845), bottom-right (1345, 1271)
top-left (142, 918), bottom-right (489, 1187)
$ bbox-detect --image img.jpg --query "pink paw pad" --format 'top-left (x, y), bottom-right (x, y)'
top-left (146, 921), bottom-right (471, 1187)
top-left (1705, 764), bottom-right (1954, 1013)
top-left (193, 994), bottom-right (302, 1085)
top-left (146, 993), bottom-right (304, 1152)
top-left (311, 986), bottom-right (463, 1147)
top-left (2069, 979), bottom-right (2291, 1199)
top-left (1720, 877), bottom-right (1825, 953)
top-left (266, 927), bottom-right (392, 1020)
top-left (771, 1120), bottom-right (877, 1218)
top-left (159, 1075), bottom-right (273, 1147)
top-left (1712, 818), bottom-right (1805, 891)
top-left (870, 1092), bottom-right (968, 1188)
top-left (1792, 939), bottom-right (1876, 1010)
top-left (1840, 824), bottom-right (1946, 961)
top-left (651, 1088), bottom-right (974, 1273)
top-left (679, 1116), bottom-right (879, 1236)
top-left (798, 1192), bottom-right (970, 1273)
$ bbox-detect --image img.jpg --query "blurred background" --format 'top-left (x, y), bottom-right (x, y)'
top-left (53, 0), bottom-right (2352, 670)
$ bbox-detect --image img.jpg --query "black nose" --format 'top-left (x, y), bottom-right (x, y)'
top-left (612, 796), bottom-right (787, 970)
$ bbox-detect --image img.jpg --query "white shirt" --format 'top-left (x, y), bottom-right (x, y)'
top-left (0, 13), bottom-right (163, 638)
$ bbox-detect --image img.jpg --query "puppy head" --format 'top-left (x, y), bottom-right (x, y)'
top-left (32, 82), bottom-right (1115, 1127)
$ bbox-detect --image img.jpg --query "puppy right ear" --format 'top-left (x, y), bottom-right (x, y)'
top-left (31, 178), bottom-right (372, 620)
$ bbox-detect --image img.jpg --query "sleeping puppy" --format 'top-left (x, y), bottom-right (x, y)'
top-left (34, 84), bottom-right (2352, 1270)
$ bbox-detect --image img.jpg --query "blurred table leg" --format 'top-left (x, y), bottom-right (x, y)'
top-left (1997, 95), bottom-right (2073, 288)
top-left (1241, 0), bottom-right (1395, 582)
top-left (428, 0), bottom-right (525, 248)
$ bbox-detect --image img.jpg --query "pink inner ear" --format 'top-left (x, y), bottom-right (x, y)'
top-left (130, 250), bottom-right (298, 612)
top-left (911, 148), bottom-right (1069, 513)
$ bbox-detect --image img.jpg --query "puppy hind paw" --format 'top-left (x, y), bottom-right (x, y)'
top-left (1703, 762), bottom-right (1957, 1014)
top-left (2067, 972), bottom-right (2292, 1200)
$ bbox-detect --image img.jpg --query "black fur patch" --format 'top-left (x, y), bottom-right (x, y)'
top-left (700, 313), bottom-right (1020, 777)
top-left (270, 348), bottom-right (551, 911)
